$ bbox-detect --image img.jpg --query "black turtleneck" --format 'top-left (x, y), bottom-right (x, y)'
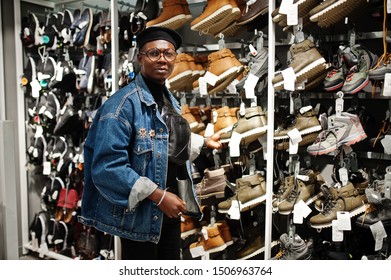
top-left (142, 74), bottom-right (168, 113)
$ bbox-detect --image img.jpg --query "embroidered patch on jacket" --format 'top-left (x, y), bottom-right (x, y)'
top-left (138, 128), bottom-right (147, 137)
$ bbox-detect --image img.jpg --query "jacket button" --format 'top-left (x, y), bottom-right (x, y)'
top-left (153, 216), bottom-right (158, 221)
top-left (159, 128), bottom-right (164, 132)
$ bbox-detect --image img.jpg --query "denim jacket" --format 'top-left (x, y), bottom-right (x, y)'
top-left (78, 74), bottom-right (203, 243)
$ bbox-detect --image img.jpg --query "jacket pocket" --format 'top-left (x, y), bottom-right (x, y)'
top-left (131, 137), bottom-right (152, 176)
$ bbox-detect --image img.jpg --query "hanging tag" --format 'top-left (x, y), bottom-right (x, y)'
top-left (249, 44), bottom-right (258, 56)
top-left (332, 220), bottom-right (344, 242)
top-left (201, 227), bottom-right (208, 240)
top-left (190, 243), bottom-right (206, 258)
top-left (218, 36), bottom-right (225, 50)
top-left (239, 102), bottom-right (246, 117)
top-left (336, 211), bottom-right (351, 231)
top-left (288, 223), bottom-right (296, 243)
top-left (30, 79), bottom-right (42, 98)
top-left (370, 221), bottom-right (388, 251)
top-left (299, 105), bottom-right (312, 114)
top-left (199, 77), bottom-right (208, 96)
top-left (204, 123), bottom-right (215, 138)
top-left (294, 96), bottom-right (302, 111)
top-left (288, 127), bottom-right (302, 144)
top-left (335, 93), bottom-right (344, 117)
top-left (259, 134), bottom-right (268, 159)
top-left (228, 200), bottom-right (242, 220)
top-left (279, 0), bottom-right (294, 14)
top-left (248, 156), bottom-right (256, 175)
top-left (39, 242), bottom-right (49, 258)
top-left (190, 96), bottom-right (196, 107)
top-left (338, 167), bottom-right (349, 186)
top-left (384, 170), bottom-right (391, 199)
top-left (180, 94), bottom-right (186, 106)
top-left (349, 29), bottom-right (356, 47)
top-left (287, 3), bottom-right (298, 26)
top-left (382, 73), bottom-right (391, 96)
top-left (256, 34), bottom-right (264, 51)
top-left (43, 161), bottom-right (51, 175)
top-left (293, 158), bottom-right (300, 179)
top-left (244, 73), bottom-right (259, 99)
top-left (55, 64), bottom-right (64, 81)
top-left (281, 67), bottom-right (296, 91)
top-left (34, 125), bottom-right (44, 138)
top-left (381, 135), bottom-right (391, 154)
top-left (293, 200), bottom-right (312, 224)
top-left (31, 232), bottom-right (39, 251)
top-left (203, 71), bottom-right (218, 86)
top-left (229, 131), bottom-right (242, 157)
top-left (388, 0), bottom-right (391, 13)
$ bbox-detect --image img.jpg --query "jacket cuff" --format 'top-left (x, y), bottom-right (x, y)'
top-left (190, 133), bottom-right (204, 162)
top-left (127, 177), bottom-right (158, 210)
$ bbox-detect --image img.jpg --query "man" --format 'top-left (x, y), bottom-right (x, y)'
top-left (79, 27), bottom-right (222, 260)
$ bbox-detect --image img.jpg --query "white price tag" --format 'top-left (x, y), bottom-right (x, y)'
top-left (332, 220), bottom-right (344, 242)
top-left (198, 77), bottom-right (208, 96)
top-left (39, 242), bottom-right (49, 258)
top-left (388, 0), bottom-right (391, 13)
top-left (287, 3), bottom-right (298, 26)
top-left (288, 128), bottom-right (302, 145)
top-left (55, 64), bottom-right (64, 81)
top-left (190, 244), bottom-right (206, 258)
top-left (381, 135), bottom-right (391, 154)
top-left (244, 73), bottom-right (259, 99)
top-left (203, 71), bottom-right (218, 86)
top-left (43, 161), bottom-right (51, 175)
top-left (227, 200), bottom-right (242, 220)
top-left (370, 221), bottom-right (388, 251)
top-left (30, 79), bottom-right (41, 98)
top-left (204, 123), bottom-right (214, 138)
top-left (228, 131), bottom-right (242, 157)
top-left (279, 0), bottom-right (294, 14)
top-left (281, 67), bottom-right (296, 91)
top-left (338, 167), bottom-right (349, 187)
top-left (383, 73), bottom-right (391, 96)
top-left (289, 139), bottom-right (299, 155)
top-left (293, 200), bottom-right (312, 224)
top-left (336, 211), bottom-right (351, 231)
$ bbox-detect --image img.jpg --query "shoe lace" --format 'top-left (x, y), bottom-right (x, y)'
top-left (361, 204), bottom-right (377, 225)
top-left (373, 119), bottom-right (390, 147)
top-left (274, 248), bottom-right (286, 260)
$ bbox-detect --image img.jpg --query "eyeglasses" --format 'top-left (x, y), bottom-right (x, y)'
top-left (139, 48), bottom-right (177, 62)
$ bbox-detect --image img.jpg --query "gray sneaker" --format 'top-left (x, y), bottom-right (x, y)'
top-left (369, 57), bottom-right (391, 81)
top-left (271, 233), bottom-right (312, 260)
top-left (307, 112), bottom-right (367, 156)
top-left (323, 45), bottom-right (348, 91)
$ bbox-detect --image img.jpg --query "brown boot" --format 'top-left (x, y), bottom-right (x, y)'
top-left (190, 0), bottom-right (233, 31)
top-left (195, 167), bottom-right (227, 199)
top-left (146, 0), bottom-right (188, 30)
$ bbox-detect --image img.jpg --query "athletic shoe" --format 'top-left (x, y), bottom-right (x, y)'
top-left (271, 233), bottom-right (312, 260)
top-left (307, 112), bottom-right (367, 155)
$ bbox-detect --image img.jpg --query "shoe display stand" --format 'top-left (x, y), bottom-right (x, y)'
top-left (5, 0), bottom-right (391, 260)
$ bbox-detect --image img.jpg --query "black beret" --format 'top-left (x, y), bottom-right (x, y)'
top-left (136, 26), bottom-right (182, 50)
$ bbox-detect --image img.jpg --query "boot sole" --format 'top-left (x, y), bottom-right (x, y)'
top-left (220, 126), bottom-right (268, 144)
top-left (147, 14), bottom-right (188, 30)
top-left (274, 124), bottom-right (322, 140)
top-left (310, 0), bottom-right (367, 27)
top-left (275, 131), bottom-right (319, 150)
top-left (310, 203), bottom-right (368, 229)
top-left (273, 58), bottom-right (327, 90)
top-left (191, 5), bottom-right (233, 31)
top-left (217, 194), bottom-right (267, 214)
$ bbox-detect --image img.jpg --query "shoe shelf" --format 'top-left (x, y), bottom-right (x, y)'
top-left (276, 90), bottom-right (389, 100)
top-left (24, 241), bottom-right (73, 260)
top-left (275, 30), bottom-right (391, 46)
